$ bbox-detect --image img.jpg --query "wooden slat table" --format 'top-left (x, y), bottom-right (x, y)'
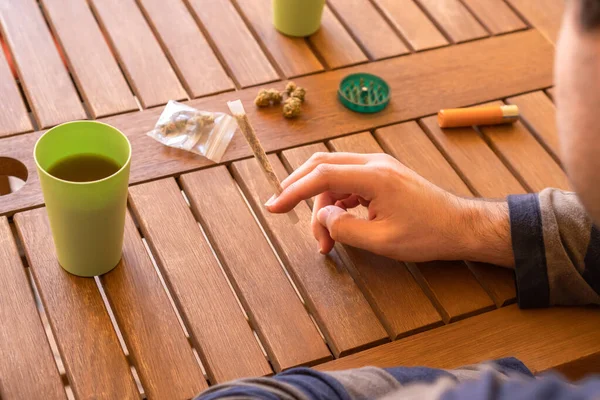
top-left (1, 1), bottom-right (598, 399)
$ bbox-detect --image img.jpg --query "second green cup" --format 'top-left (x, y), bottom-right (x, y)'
top-left (34, 121), bottom-right (131, 277)
top-left (273, 0), bottom-right (325, 37)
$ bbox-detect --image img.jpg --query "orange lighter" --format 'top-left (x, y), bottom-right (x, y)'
top-left (437, 105), bottom-right (519, 128)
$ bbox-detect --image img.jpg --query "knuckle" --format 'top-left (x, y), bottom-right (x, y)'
top-left (314, 162), bottom-right (334, 177)
top-left (309, 152), bottom-right (330, 165)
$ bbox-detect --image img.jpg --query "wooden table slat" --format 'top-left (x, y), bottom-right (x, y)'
top-left (100, 212), bottom-right (208, 399)
top-left (466, 261), bottom-right (517, 307)
top-left (88, 0), bottom-right (187, 108)
top-left (0, 0), bottom-right (86, 128)
top-left (0, 30), bottom-right (555, 216)
top-left (40, 0), bottom-right (138, 118)
top-left (128, 178), bottom-right (272, 383)
top-left (415, 0), bottom-right (488, 43)
top-left (328, 0), bottom-right (409, 60)
top-left (0, 217), bottom-right (66, 400)
top-left (461, 0), bottom-right (526, 35)
top-left (281, 142), bottom-right (443, 339)
top-left (506, 0), bottom-right (564, 44)
top-left (372, 0), bottom-right (448, 51)
top-left (307, 6), bottom-right (368, 69)
top-left (480, 100), bottom-right (571, 192)
top-left (420, 116), bottom-right (527, 197)
top-left (507, 91), bottom-right (561, 159)
top-left (136, 0), bottom-right (234, 98)
top-left (480, 122), bottom-right (569, 192)
top-left (235, 0), bottom-right (324, 77)
top-left (546, 87), bottom-right (555, 101)
top-left (231, 155), bottom-right (389, 356)
top-left (186, 0), bottom-right (279, 88)
top-left (14, 208), bottom-right (139, 399)
top-left (317, 304), bottom-right (600, 380)
top-left (0, 44), bottom-right (32, 137)
top-left (180, 166), bottom-right (332, 371)
top-left (415, 117), bottom-right (522, 307)
top-left (374, 124), bottom-right (497, 319)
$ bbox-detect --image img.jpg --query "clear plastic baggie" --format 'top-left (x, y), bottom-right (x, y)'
top-left (147, 100), bottom-right (237, 163)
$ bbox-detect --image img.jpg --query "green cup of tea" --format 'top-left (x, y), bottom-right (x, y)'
top-left (272, 0), bottom-right (325, 37)
top-left (34, 121), bottom-right (131, 276)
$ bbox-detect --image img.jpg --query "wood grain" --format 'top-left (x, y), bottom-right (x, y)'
top-left (186, 0), bottom-right (279, 87)
top-left (40, 0), bottom-right (138, 118)
top-left (128, 178), bottom-right (272, 383)
top-left (0, 217), bottom-right (66, 400)
top-left (235, 0), bottom-right (323, 77)
top-left (14, 208), bottom-right (139, 399)
top-left (507, 91), bottom-right (560, 159)
top-left (326, 135), bottom-right (444, 337)
top-left (89, 0), bottom-right (187, 107)
top-left (414, 118), bottom-right (520, 307)
top-left (480, 119), bottom-right (570, 192)
top-left (466, 261), bottom-right (516, 307)
top-left (180, 166), bottom-right (332, 370)
top-left (372, 0), bottom-right (448, 51)
top-left (420, 116), bottom-right (526, 197)
top-left (328, 0), bottom-right (409, 59)
top-left (100, 212), bottom-right (207, 399)
top-left (317, 304), bottom-right (600, 379)
top-left (375, 122), bottom-right (472, 196)
top-left (415, 0), bottom-right (488, 43)
top-left (480, 100), bottom-right (570, 192)
top-left (308, 6), bottom-right (368, 69)
top-left (0, 30), bottom-right (555, 216)
top-left (506, 0), bottom-right (564, 43)
top-left (0, 42), bottom-right (32, 137)
top-left (231, 155), bottom-right (389, 356)
top-left (281, 141), bottom-right (443, 339)
top-left (0, 0), bottom-right (86, 128)
top-left (136, 0), bottom-right (234, 98)
top-left (330, 131), bottom-right (494, 322)
top-left (461, 0), bottom-right (526, 35)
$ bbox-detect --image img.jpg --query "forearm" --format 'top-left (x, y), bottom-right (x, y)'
top-left (455, 199), bottom-right (514, 268)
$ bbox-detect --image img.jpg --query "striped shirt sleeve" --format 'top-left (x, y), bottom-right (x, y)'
top-left (508, 188), bottom-right (600, 308)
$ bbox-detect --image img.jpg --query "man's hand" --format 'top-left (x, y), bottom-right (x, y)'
top-left (266, 152), bottom-right (514, 267)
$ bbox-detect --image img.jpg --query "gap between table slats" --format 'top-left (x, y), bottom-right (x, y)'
top-left (0, 0), bottom-right (86, 128)
top-left (184, 0), bottom-right (279, 88)
top-left (39, 0), bottom-right (138, 119)
top-left (0, 36), bottom-right (32, 137)
top-left (327, 0), bottom-right (410, 60)
top-left (326, 131), bottom-right (498, 318)
top-left (13, 209), bottom-right (140, 399)
top-left (179, 166), bottom-right (333, 371)
top-left (414, 0), bottom-right (489, 43)
top-left (280, 143), bottom-right (444, 339)
top-left (0, 30), bottom-right (555, 217)
top-left (134, 0), bottom-right (235, 98)
top-left (233, 0), bottom-right (324, 78)
top-left (88, 0), bottom-right (187, 108)
top-left (231, 155), bottom-right (390, 356)
top-left (128, 178), bottom-right (273, 383)
top-left (0, 217), bottom-right (67, 400)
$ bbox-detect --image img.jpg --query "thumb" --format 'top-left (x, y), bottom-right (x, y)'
top-left (316, 205), bottom-right (374, 251)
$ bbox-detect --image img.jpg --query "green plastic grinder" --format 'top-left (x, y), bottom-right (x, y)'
top-left (338, 73), bottom-right (390, 113)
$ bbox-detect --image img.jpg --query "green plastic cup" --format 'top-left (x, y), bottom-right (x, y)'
top-left (272, 0), bottom-right (325, 37)
top-left (34, 121), bottom-right (131, 277)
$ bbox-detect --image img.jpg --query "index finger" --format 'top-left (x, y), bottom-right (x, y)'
top-left (266, 164), bottom-right (377, 213)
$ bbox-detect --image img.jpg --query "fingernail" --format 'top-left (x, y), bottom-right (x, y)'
top-left (317, 207), bottom-right (330, 226)
top-left (264, 194), bottom-right (277, 207)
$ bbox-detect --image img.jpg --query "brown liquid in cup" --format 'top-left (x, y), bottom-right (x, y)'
top-left (47, 154), bottom-right (121, 182)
